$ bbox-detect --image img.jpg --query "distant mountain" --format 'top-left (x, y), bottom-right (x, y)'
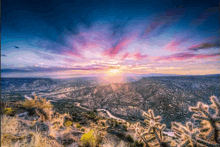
top-left (67, 74), bottom-right (219, 128)
top-left (1, 75), bottom-right (219, 128)
top-left (135, 73), bottom-right (180, 77)
top-left (1, 78), bottom-right (58, 93)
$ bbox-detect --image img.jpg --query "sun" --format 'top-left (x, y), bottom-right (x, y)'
top-left (105, 68), bottom-right (122, 77)
top-left (109, 69), bottom-right (120, 74)
top-left (101, 68), bottom-right (124, 83)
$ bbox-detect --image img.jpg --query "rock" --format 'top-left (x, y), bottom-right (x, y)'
top-left (65, 142), bottom-right (79, 147)
top-left (34, 121), bottom-right (49, 132)
top-left (57, 137), bottom-right (75, 146)
top-left (18, 112), bottom-right (28, 117)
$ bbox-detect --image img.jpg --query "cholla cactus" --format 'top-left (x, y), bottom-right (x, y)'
top-left (134, 122), bottom-right (151, 147)
top-left (171, 121), bottom-right (201, 147)
top-left (171, 96), bottom-right (220, 147)
top-left (189, 96), bottom-right (220, 143)
top-left (135, 109), bottom-right (174, 147)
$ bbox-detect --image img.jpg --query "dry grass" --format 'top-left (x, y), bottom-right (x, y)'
top-left (13, 131), bottom-right (62, 147)
top-left (1, 115), bottom-right (63, 147)
top-left (1, 115), bottom-right (25, 146)
top-left (21, 98), bottom-right (53, 110)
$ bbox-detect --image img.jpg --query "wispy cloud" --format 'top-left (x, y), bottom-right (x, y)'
top-left (102, 37), bottom-right (134, 58)
top-left (1, 66), bottom-right (105, 73)
top-left (156, 52), bottom-right (220, 61)
top-left (133, 52), bottom-right (148, 60)
top-left (188, 41), bottom-right (219, 51)
top-left (195, 53), bottom-right (220, 59)
top-left (191, 7), bottom-right (218, 26)
top-left (121, 52), bottom-right (130, 60)
top-left (35, 51), bottom-right (56, 60)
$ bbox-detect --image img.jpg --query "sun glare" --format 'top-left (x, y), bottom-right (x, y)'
top-left (109, 69), bottom-right (120, 74)
top-left (105, 69), bottom-right (122, 77)
top-left (100, 68), bottom-right (124, 83)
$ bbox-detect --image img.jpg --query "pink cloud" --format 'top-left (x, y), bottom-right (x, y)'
top-left (156, 52), bottom-right (220, 61)
top-left (188, 41), bottom-right (219, 51)
top-left (145, 21), bottom-right (165, 34)
top-left (145, 7), bottom-right (185, 35)
top-left (164, 40), bottom-right (180, 51)
top-left (65, 50), bottom-right (84, 59)
top-left (133, 52), bottom-right (148, 60)
top-left (102, 37), bottom-right (134, 58)
top-left (121, 52), bottom-right (130, 60)
top-left (64, 58), bottom-right (76, 63)
top-left (195, 53), bottom-right (220, 59)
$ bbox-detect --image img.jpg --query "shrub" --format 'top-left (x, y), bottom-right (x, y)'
top-left (3, 108), bottom-right (14, 115)
top-left (107, 129), bottom-right (112, 133)
top-left (88, 111), bottom-right (96, 120)
top-left (117, 132), bottom-right (125, 138)
top-left (101, 122), bottom-right (105, 126)
top-left (126, 135), bottom-right (134, 143)
top-left (123, 125), bottom-right (128, 131)
top-left (81, 128), bottom-right (85, 132)
top-left (64, 121), bottom-right (72, 127)
top-left (21, 95), bottom-right (54, 121)
top-left (76, 123), bottom-right (82, 129)
top-left (134, 141), bottom-right (144, 147)
top-left (81, 130), bottom-right (97, 147)
top-left (21, 96), bottom-right (53, 109)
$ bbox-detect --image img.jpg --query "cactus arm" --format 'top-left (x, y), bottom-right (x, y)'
top-left (196, 138), bottom-right (220, 147)
top-left (180, 140), bottom-right (190, 147)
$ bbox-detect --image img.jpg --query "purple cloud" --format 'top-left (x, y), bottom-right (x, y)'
top-left (189, 41), bottom-right (219, 51)
top-left (103, 37), bottom-right (134, 58)
top-left (133, 52), bottom-right (148, 60)
top-left (156, 52), bottom-right (220, 61)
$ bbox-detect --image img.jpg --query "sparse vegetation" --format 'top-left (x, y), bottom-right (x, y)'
top-left (135, 95), bottom-right (220, 147)
top-left (1, 82), bottom-right (220, 147)
top-left (80, 130), bottom-right (97, 147)
top-left (126, 135), bottom-right (134, 143)
top-left (3, 107), bottom-right (14, 115)
top-left (64, 120), bottom-right (73, 127)
top-left (1, 115), bottom-right (61, 147)
top-left (76, 123), bottom-right (82, 128)
top-left (134, 140), bottom-right (144, 147)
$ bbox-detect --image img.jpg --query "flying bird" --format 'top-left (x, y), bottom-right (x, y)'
top-left (15, 46), bottom-right (19, 49)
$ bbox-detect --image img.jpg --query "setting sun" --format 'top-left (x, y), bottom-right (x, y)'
top-left (109, 69), bottom-right (120, 74)
top-left (105, 68), bottom-right (122, 77)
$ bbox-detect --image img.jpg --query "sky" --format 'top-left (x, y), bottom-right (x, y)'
top-left (1, 0), bottom-right (219, 79)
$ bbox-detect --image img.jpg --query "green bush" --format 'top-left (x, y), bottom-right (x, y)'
top-left (81, 130), bottom-right (97, 147)
top-left (107, 129), bottom-right (111, 133)
top-left (101, 122), bottom-right (105, 126)
top-left (81, 128), bottom-right (85, 132)
top-left (88, 111), bottom-right (96, 120)
top-left (76, 123), bottom-right (82, 129)
top-left (123, 125), bottom-right (127, 131)
top-left (64, 121), bottom-right (72, 127)
top-left (117, 132), bottom-right (125, 138)
top-left (134, 141), bottom-right (144, 147)
top-left (3, 108), bottom-right (14, 115)
top-left (126, 135), bottom-right (134, 143)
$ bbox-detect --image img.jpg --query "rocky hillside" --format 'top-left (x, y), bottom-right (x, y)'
top-left (68, 75), bottom-right (219, 127)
